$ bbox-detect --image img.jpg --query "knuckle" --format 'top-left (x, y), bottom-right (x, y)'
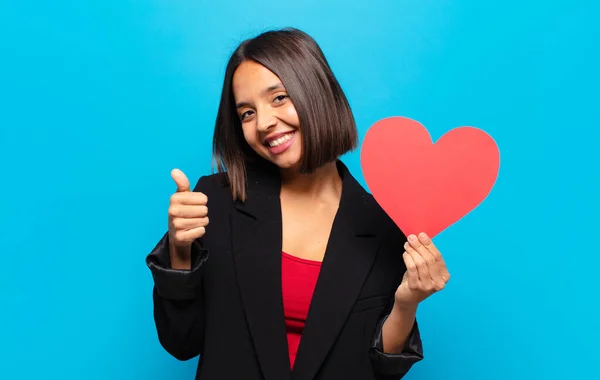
top-left (176, 218), bottom-right (189, 230)
top-left (190, 228), bottom-right (204, 241)
top-left (174, 231), bottom-right (185, 242)
top-left (196, 192), bottom-right (208, 204)
top-left (170, 193), bottom-right (181, 204)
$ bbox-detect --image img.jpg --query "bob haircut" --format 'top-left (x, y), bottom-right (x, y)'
top-left (212, 27), bottom-right (358, 201)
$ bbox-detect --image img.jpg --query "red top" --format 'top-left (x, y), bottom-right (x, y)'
top-left (281, 251), bottom-right (322, 369)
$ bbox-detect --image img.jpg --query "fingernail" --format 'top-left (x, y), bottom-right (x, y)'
top-left (419, 232), bottom-right (429, 240)
top-left (408, 235), bottom-right (417, 243)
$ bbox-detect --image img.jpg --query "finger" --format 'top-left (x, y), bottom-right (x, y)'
top-left (418, 232), bottom-right (443, 262)
top-left (172, 217), bottom-right (209, 231)
top-left (413, 233), bottom-right (444, 285)
top-left (171, 191), bottom-right (208, 206)
top-left (408, 234), bottom-right (439, 283)
top-left (171, 169), bottom-right (191, 192)
top-left (408, 234), bottom-right (436, 264)
top-left (418, 232), bottom-right (450, 284)
top-left (174, 226), bottom-right (206, 243)
top-left (404, 241), bottom-right (432, 291)
top-left (169, 205), bottom-right (208, 218)
top-left (402, 252), bottom-right (420, 290)
top-left (440, 264), bottom-right (451, 283)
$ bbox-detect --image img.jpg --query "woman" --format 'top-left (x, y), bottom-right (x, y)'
top-left (146, 27), bottom-right (450, 380)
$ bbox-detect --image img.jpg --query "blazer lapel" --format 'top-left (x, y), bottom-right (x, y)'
top-left (291, 161), bottom-right (382, 380)
top-left (231, 163), bottom-right (292, 380)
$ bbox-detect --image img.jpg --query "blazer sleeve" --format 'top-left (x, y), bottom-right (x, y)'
top-left (145, 176), bottom-right (210, 361)
top-left (368, 222), bottom-right (424, 378)
top-left (369, 313), bottom-right (424, 378)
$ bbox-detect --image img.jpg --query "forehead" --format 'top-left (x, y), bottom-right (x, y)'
top-left (232, 61), bottom-right (282, 98)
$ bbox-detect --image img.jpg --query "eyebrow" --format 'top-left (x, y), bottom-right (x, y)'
top-left (235, 83), bottom-right (285, 109)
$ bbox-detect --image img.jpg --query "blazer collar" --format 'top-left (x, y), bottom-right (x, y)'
top-left (234, 160), bottom-right (378, 236)
top-left (231, 159), bottom-right (384, 380)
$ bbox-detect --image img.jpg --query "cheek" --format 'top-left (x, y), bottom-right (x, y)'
top-left (241, 124), bottom-right (258, 146)
top-left (282, 104), bottom-right (300, 126)
top-left (240, 125), bottom-right (252, 143)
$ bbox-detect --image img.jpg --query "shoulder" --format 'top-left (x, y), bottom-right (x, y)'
top-left (338, 160), bottom-right (396, 229)
top-left (341, 163), bottom-right (404, 241)
top-left (354, 189), bottom-right (408, 263)
top-left (362, 189), bottom-right (402, 236)
top-left (192, 172), bottom-right (232, 201)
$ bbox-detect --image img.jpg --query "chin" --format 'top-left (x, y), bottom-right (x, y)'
top-left (265, 152), bottom-right (299, 169)
top-left (275, 159), bottom-right (301, 170)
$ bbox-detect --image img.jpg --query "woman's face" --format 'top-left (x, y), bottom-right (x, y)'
top-left (232, 60), bottom-right (302, 171)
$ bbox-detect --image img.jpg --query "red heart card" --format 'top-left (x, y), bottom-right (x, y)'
top-left (360, 116), bottom-right (500, 238)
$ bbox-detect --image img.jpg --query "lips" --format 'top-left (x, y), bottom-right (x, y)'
top-left (264, 130), bottom-right (297, 155)
top-left (263, 131), bottom-right (296, 147)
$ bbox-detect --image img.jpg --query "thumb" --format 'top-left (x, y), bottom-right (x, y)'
top-left (171, 169), bottom-right (191, 192)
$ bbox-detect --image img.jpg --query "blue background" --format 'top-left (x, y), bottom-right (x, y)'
top-left (1, 1), bottom-right (598, 379)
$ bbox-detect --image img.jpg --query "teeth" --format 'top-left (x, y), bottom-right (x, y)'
top-left (268, 132), bottom-right (294, 147)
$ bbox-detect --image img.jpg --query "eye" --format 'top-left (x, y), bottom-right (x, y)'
top-left (273, 94), bottom-right (288, 104)
top-left (240, 110), bottom-right (254, 121)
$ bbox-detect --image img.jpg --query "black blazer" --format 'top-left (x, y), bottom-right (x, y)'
top-left (146, 160), bottom-right (423, 380)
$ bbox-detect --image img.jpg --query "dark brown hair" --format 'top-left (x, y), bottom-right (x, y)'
top-left (212, 27), bottom-right (357, 201)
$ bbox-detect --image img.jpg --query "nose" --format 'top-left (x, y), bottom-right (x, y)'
top-left (256, 106), bottom-right (277, 132)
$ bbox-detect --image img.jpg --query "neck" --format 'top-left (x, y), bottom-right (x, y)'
top-left (279, 161), bottom-right (342, 200)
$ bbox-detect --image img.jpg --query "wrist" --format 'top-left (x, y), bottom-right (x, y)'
top-left (387, 304), bottom-right (417, 334)
top-left (381, 300), bottom-right (418, 354)
top-left (169, 240), bottom-right (192, 270)
top-left (392, 299), bottom-right (418, 316)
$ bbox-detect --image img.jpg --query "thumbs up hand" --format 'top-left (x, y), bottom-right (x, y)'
top-left (167, 169), bottom-right (209, 267)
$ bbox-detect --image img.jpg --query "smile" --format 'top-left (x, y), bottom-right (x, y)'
top-left (264, 131), bottom-right (297, 155)
top-left (266, 131), bottom-right (295, 147)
